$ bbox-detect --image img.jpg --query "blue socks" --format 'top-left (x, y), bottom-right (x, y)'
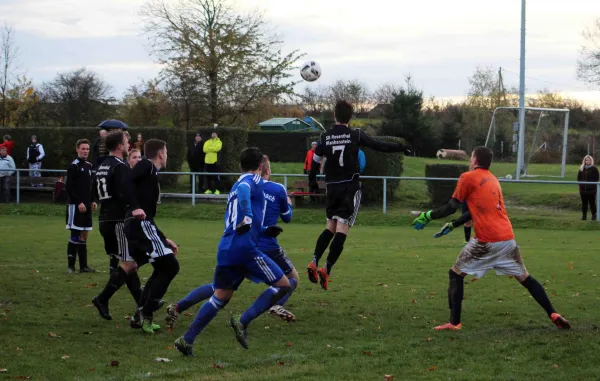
top-left (276, 278), bottom-right (297, 307)
top-left (183, 295), bottom-right (228, 344)
top-left (240, 284), bottom-right (292, 327)
top-left (177, 283), bottom-right (214, 313)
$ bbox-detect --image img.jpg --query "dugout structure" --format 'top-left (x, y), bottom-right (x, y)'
top-left (485, 106), bottom-right (570, 178)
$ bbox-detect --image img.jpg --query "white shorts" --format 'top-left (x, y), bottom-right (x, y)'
top-left (454, 239), bottom-right (527, 278)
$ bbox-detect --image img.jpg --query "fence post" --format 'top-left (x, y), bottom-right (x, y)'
top-left (16, 170), bottom-right (20, 205)
top-left (192, 174), bottom-right (196, 206)
top-left (383, 177), bottom-right (387, 214)
top-left (284, 175), bottom-right (288, 191)
top-left (597, 183), bottom-right (600, 222)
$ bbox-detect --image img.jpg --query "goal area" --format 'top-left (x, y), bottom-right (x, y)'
top-left (484, 107), bottom-right (570, 178)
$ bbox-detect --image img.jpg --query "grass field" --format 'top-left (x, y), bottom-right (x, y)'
top-left (2, 214), bottom-right (599, 381)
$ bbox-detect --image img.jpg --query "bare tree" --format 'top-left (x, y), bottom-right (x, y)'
top-left (0, 24), bottom-right (19, 127)
top-left (577, 18), bottom-right (600, 86)
top-left (372, 83), bottom-right (402, 105)
top-left (301, 85), bottom-right (328, 113)
top-left (41, 68), bottom-right (114, 126)
top-left (141, 0), bottom-right (304, 126)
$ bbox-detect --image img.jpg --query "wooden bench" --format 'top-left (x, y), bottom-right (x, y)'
top-left (11, 176), bottom-right (60, 192)
top-left (288, 180), bottom-right (326, 207)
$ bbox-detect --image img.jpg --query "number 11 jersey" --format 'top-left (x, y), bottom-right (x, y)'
top-left (95, 156), bottom-right (131, 223)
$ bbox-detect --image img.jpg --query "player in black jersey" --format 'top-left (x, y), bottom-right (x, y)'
top-left (65, 139), bottom-right (97, 274)
top-left (92, 130), bottom-right (148, 325)
top-left (307, 100), bottom-right (410, 290)
top-left (123, 139), bottom-right (180, 334)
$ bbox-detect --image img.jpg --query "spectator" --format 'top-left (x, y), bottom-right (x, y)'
top-left (27, 135), bottom-right (45, 187)
top-left (0, 146), bottom-right (15, 202)
top-left (577, 155), bottom-right (599, 221)
top-left (203, 131), bottom-right (222, 195)
top-left (304, 142), bottom-right (318, 174)
top-left (187, 133), bottom-right (205, 194)
top-left (128, 148), bottom-right (142, 168)
top-left (92, 129), bottom-right (108, 168)
top-left (134, 133), bottom-right (144, 156)
top-left (0, 135), bottom-right (15, 156)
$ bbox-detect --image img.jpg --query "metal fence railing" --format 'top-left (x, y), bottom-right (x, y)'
top-left (5, 168), bottom-right (600, 222)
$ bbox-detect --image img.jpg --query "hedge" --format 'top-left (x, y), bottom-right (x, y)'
top-left (187, 127), bottom-right (248, 188)
top-left (247, 131), bottom-right (321, 162)
top-left (360, 136), bottom-right (405, 204)
top-left (425, 164), bottom-right (469, 207)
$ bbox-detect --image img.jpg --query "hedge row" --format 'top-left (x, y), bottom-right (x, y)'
top-left (247, 131), bottom-right (321, 162)
top-left (425, 164), bottom-right (469, 207)
top-left (361, 136), bottom-right (405, 203)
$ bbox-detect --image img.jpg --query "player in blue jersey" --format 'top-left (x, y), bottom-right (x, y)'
top-left (174, 148), bottom-right (295, 356)
top-left (165, 155), bottom-right (298, 328)
top-left (257, 155), bottom-right (298, 322)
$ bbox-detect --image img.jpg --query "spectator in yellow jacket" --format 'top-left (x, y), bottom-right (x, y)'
top-left (203, 131), bottom-right (222, 194)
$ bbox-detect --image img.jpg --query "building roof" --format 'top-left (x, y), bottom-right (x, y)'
top-left (258, 118), bottom-right (311, 127)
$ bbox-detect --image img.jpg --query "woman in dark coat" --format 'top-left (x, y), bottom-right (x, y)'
top-left (577, 155), bottom-right (599, 221)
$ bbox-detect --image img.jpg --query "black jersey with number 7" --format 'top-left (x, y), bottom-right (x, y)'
top-left (94, 156), bottom-right (130, 222)
top-left (312, 125), bottom-right (409, 185)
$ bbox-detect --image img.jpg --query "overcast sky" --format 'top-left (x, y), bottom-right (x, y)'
top-left (1, 0), bottom-right (599, 105)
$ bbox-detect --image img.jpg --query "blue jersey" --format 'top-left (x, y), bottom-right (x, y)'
top-left (217, 173), bottom-right (265, 264)
top-left (258, 181), bottom-right (292, 251)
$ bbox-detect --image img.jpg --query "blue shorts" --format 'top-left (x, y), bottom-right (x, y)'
top-left (263, 248), bottom-right (295, 275)
top-left (213, 251), bottom-right (285, 290)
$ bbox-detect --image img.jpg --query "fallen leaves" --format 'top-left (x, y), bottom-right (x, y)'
top-left (425, 337), bottom-right (432, 342)
top-left (426, 366), bottom-right (437, 372)
top-left (362, 351), bottom-right (372, 356)
top-left (277, 361), bottom-right (285, 366)
top-left (110, 360), bottom-right (119, 367)
top-left (383, 375), bottom-right (395, 381)
top-left (14, 376), bottom-right (30, 380)
top-left (471, 277), bottom-right (478, 283)
top-left (411, 298), bottom-right (417, 304)
top-left (83, 283), bottom-right (97, 288)
top-left (82, 331), bottom-right (93, 335)
top-left (285, 341), bottom-right (293, 347)
top-left (569, 261), bottom-right (574, 270)
top-left (153, 358), bottom-right (171, 363)
top-left (211, 363), bottom-right (224, 369)
top-left (61, 355), bottom-right (70, 360)
top-left (184, 312), bottom-right (192, 317)
top-left (553, 364), bottom-right (559, 369)
top-left (48, 332), bottom-right (60, 338)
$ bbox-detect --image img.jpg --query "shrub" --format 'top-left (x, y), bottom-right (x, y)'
top-left (360, 136), bottom-right (405, 204)
top-left (425, 164), bottom-right (469, 207)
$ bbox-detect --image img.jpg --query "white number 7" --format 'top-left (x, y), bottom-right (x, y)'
top-left (332, 145), bottom-right (345, 167)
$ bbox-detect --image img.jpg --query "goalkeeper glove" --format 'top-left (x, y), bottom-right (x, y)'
top-left (411, 211), bottom-right (432, 230)
top-left (433, 222), bottom-right (455, 238)
top-left (263, 225), bottom-right (284, 238)
top-left (236, 216), bottom-right (252, 235)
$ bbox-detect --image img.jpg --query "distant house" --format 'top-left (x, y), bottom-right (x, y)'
top-left (368, 104), bottom-right (392, 119)
top-left (258, 118), bottom-right (313, 132)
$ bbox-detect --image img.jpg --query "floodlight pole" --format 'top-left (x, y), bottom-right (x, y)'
top-left (516, 0), bottom-right (527, 180)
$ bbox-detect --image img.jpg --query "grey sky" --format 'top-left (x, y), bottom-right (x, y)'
top-left (1, 0), bottom-right (599, 105)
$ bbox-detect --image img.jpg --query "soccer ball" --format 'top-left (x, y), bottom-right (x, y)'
top-left (505, 174), bottom-right (513, 180)
top-left (300, 61), bottom-right (322, 82)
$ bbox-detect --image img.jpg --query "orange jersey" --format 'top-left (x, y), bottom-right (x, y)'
top-left (452, 168), bottom-right (514, 243)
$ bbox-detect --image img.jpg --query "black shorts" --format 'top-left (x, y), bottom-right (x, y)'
top-left (263, 248), bottom-right (295, 275)
top-left (66, 204), bottom-right (92, 231)
top-left (124, 218), bottom-right (173, 266)
top-left (325, 181), bottom-right (362, 227)
top-left (99, 221), bottom-right (133, 262)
